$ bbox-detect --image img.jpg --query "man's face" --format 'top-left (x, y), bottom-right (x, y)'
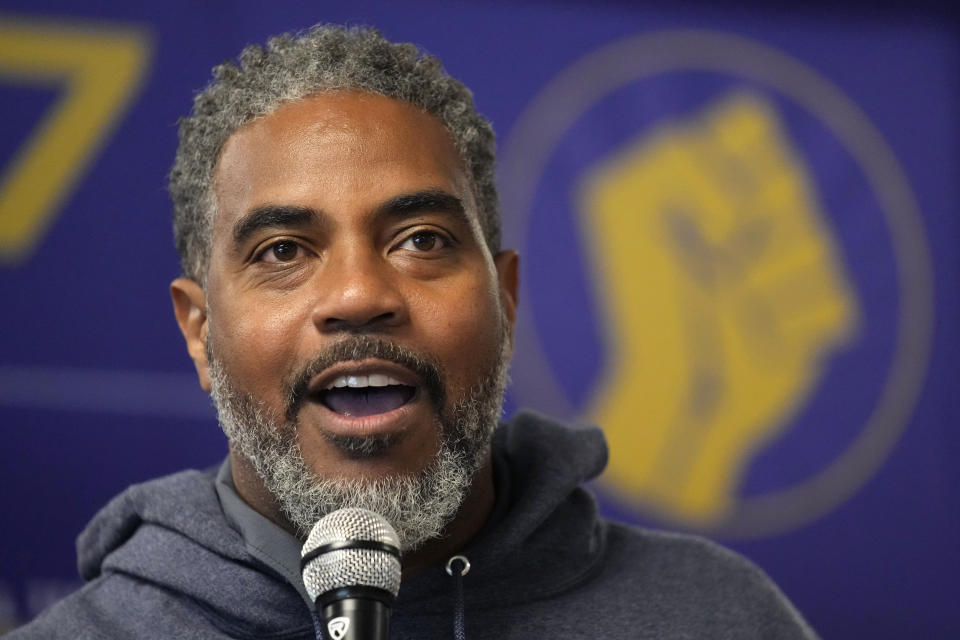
top-left (174, 91), bottom-right (517, 544)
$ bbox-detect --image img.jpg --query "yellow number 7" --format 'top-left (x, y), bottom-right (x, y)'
top-left (0, 17), bottom-right (151, 263)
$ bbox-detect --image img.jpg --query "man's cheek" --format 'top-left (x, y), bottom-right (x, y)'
top-left (218, 309), bottom-right (303, 385)
top-left (439, 299), bottom-right (504, 373)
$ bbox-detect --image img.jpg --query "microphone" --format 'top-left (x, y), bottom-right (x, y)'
top-left (300, 508), bottom-right (402, 640)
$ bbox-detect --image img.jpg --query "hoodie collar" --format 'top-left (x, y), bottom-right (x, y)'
top-left (214, 458), bottom-right (315, 609)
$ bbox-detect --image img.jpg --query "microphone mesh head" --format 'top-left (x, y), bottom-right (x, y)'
top-left (301, 508), bottom-right (402, 602)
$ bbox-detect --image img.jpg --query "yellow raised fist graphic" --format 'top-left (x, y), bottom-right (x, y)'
top-left (580, 91), bottom-right (858, 525)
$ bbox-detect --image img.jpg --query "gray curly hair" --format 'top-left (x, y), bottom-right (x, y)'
top-left (169, 24), bottom-right (499, 284)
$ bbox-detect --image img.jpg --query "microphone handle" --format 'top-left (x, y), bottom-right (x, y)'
top-left (321, 597), bottom-right (391, 640)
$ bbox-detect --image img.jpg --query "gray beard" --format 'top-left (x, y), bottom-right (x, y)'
top-left (207, 333), bottom-right (509, 551)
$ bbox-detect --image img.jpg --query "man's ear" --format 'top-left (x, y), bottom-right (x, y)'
top-left (494, 249), bottom-right (519, 329)
top-left (171, 278), bottom-right (211, 392)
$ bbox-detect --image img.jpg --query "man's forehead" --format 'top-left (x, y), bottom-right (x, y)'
top-left (210, 91), bottom-right (478, 234)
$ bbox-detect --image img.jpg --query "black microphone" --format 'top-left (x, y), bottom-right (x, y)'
top-left (300, 508), bottom-right (402, 640)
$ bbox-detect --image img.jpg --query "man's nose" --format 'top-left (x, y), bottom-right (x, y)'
top-left (311, 245), bottom-right (409, 333)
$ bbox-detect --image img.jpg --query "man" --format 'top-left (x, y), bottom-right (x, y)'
top-left (11, 25), bottom-right (817, 639)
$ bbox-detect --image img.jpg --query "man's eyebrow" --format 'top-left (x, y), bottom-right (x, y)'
top-left (376, 189), bottom-right (467, 222)
top-left (232, 205), bottom-right (319, 246)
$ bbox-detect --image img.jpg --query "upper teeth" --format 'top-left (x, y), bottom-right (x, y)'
top-left (326, 374), bottom-right (404, 390)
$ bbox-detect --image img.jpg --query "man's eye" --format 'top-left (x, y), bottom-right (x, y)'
top-left (258, 240), bottom-right (302, 263)
top-left (398, 231), bottom-right (446, 252)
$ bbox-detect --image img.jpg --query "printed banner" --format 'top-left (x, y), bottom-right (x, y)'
top-left (0, 3), bottom-right (956, 637)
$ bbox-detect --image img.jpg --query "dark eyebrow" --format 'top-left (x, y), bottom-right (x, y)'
top-left (376, 189), bottom-right (467, 222)
top-left (232, 205), bottom-right (319, 246)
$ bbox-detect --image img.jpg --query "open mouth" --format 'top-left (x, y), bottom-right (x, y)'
top-left (316, 373), bottom-right (417, 418)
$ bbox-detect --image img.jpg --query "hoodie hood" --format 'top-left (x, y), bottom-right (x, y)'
top-left (76, 468), bottom-right (313, 637)
top-left (74, 411), bottom-right (608, 634)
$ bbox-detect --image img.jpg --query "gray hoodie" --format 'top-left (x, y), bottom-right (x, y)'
top-left (8, 411), bottom-right (817, 639)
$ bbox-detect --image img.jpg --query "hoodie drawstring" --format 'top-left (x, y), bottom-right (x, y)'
top-left (446, 554), bottom-right (471, 640)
